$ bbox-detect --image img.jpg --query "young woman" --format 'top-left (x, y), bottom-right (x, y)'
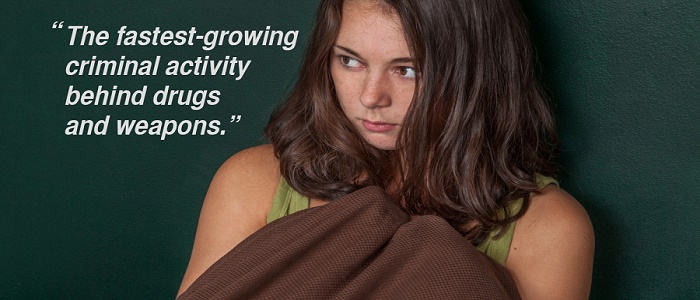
top-left (179, 0), bottom-right (594, 298)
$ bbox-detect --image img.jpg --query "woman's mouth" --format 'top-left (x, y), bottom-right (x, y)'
top-left (362, 120), bottom-right (397, 133)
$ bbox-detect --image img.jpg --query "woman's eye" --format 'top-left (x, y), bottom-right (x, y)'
top-left (397, 66), bottom-right (416, 79)
top-left (340, 56), bottom-right (361, 68)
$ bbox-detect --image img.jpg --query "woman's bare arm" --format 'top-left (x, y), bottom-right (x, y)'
top-left (506, 185), bottom-right (595, 300)
top-left (177, 145), bottom-right (279, 296)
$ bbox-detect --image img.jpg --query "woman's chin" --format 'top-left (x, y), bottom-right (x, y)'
top-left (363, 136), bottom-right (398, 151)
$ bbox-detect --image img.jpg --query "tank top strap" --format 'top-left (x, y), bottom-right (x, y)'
top-left (266, 177), bottom-right (310, 224)
top-left (476, 174), bottom-right (559, 265)
top-left (536, 173), bottom-right (559, 189)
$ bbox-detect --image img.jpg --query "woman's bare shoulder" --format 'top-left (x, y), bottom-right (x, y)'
top-left (215, 144), bottom-right (280, 195)
top-left (507, 185), bottom-right (595, 300)
top-left (203, 144), bottom-right (280, 224)
top-left (178, 144), bottom-right (280, 296)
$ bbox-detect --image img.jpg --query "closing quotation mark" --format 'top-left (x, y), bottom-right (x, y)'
top-left (230, 115), bottom-right (242, 123)
top-left (52, 21), bottom-right (64, 29)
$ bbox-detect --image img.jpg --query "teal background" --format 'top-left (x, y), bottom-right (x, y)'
top-left (1, 1), bottom-right (698, 299)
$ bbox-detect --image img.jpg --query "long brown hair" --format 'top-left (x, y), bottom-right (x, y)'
top-left (265, 0), bottom-right (558, 243)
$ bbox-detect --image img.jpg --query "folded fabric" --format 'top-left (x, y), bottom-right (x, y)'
top-left (178, 186), bottom-right (521, 300)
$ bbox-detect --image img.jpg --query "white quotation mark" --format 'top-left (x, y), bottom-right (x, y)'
top-left (230, 115), bottom-right (242, 123)
top-left (52, 21), bottom-right (64, 29)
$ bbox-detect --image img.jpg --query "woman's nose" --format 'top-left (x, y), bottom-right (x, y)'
top-left (359, 73), bottom-right (391, 108)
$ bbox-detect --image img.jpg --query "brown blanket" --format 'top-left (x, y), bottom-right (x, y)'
top-left (178, 186), bottom-right (521, 300)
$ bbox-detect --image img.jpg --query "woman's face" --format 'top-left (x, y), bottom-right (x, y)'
top-left (331, 0), bottom-right (416, 150)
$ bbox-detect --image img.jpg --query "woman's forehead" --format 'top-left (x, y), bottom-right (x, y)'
top-left (336, 0), bottom-right (409, 58)
top-left (338, 0), bottom-right (402, 35)
top-left (342, 0), bottom-right (396, 19)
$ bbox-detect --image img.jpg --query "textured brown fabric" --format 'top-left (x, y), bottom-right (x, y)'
top-left (178, 186), bottom-right (521, 300)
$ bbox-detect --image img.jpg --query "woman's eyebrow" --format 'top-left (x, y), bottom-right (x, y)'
top-left (334, 45), bottom-right (414, 64)
top-left (334, 45), bottom-right (364, 60)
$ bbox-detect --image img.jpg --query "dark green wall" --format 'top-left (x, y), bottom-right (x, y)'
top-left (1, 1), bottom-right (318, 298)
top-left (520, 1), bottom-right (700, 298)
top-left (1, 1), bottom-right (698, 299)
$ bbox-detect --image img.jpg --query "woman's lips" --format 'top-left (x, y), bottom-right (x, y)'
top-left (362, 120), bottom-right (397, 133)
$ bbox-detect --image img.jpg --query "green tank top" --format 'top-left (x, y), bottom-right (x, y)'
top-left (266, 175), bottom-right (558, 266)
